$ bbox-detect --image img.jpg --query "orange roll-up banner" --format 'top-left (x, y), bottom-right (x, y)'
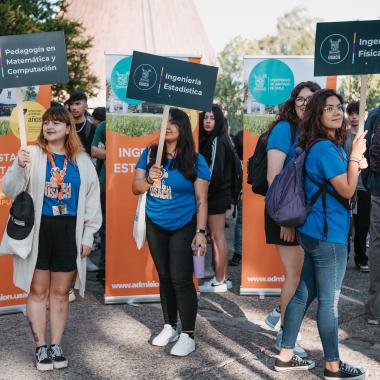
top-left (241, 56), bottom-right (334, 296)
top-left (0, 85), bottom-right (51, 314)
top-left (105, 54), bottom-right (201, 304)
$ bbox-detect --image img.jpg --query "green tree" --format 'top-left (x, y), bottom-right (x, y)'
top-left (24, 86), bottom-right (37, 100)
top-left (258, 6), bottom-right (318, 55)
top-left (339, 75), bottom-right (380, 111)
top-left (215, 36), bottom-right (260, 133)
top-left (215, 7), bottom-right (318, 133)
top-left (0, 0), bottom-right (99, 101)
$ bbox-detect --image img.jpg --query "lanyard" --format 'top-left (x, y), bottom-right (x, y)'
top-left (48, 154), bottom-right (68, 201)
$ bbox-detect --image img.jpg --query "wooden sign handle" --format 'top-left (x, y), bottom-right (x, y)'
top-left (358, 74), bottom-right (368, 135)
top-left (155, 105), bottom-right (170, 166)
top-left (15, 88), bottom-right (27, 147)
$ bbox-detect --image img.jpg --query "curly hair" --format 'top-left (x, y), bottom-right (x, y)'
top-left (265, 81), bottom-right (321, 139)
top-left (299, 89), bottom-right (347, 149)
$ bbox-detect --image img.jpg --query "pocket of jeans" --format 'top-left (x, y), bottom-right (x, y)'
top-left (297, 232), bottom-right (319, 252)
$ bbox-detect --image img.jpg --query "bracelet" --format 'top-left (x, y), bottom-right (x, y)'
top-left (196, 229), bottom-right (206, 234)
top-left (146, 176), bottom-right (154, 185)
top-left (350, 155), bottom-right (362, 161)
top-left (349, 159), bottom-right (360, 164)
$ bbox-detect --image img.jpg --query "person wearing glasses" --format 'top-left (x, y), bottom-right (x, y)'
top-left (274, 89), bottom-right (368, 379)
top-left (264, 81), bottom-right (321, 357)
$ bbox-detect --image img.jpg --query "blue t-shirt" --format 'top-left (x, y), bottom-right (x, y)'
top-left (267, 121), bottom-right (299, 167)
top-left (42, 154), bottom-right (81, 216)
top-left (297, 140), bottom-right (350, 244)
top-left (136, 149), bottom-right (211, 231)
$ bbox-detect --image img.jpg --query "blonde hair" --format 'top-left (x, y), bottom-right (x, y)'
top-left (35, 106), bottom-right (83, 160)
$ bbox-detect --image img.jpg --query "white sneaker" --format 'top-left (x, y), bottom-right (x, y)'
top-left (68, 289), bottom-right (76, 303)
top-left (225, 277), bottom-right (232, 289)
top-left (199, 277), bottom-right (227, 293)
top-left (170, 333), bottom-right (195, 356)
top-left (151, 324), bottom-right (179, 347)
top-left (86, 257), bottom-right (99, 272)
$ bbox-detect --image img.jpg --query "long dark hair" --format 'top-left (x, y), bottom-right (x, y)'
top-left (148, 108), bottom-right (197, 181)
top-left (199, 104), bottom-right (226, 163)
top-left (266, 81), bottom-right (321, 138)
top-left (299, 88), bottom-right (347, 149)
top-left (199, 104), bottom-right (225, 147)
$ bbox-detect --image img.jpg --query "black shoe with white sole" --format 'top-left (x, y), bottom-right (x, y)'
top-left (49, 344), bottom-right (68, 369)
top-left (274, 355), bottom-right (315, 372)
top-left (324, 361), bottom-right (368, 379)
top-left (35, 345), bottom-right (53, 371)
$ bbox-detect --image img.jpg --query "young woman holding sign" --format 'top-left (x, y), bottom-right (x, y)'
top-left (275, 89), bottom-right (368, 380)
top-left (265, 81), bottom-right (321, 357)
top-left (132, 108), bottom-right (210, 357)
top-left (2, 107), bottom-right (101, 371)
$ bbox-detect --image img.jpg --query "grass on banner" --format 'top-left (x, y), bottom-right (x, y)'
top-left (243, 114), bottom-right (275, 135)
top-left (0, 118), bottom-right (10, 136)
top-left (107, 113), bottom-right (162, 137)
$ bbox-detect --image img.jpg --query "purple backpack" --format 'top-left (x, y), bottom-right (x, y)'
top-left (265, 139), bottom-right (350, 232)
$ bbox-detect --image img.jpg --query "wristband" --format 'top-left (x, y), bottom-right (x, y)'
top-left (196, 229), bottom-right (206, 234)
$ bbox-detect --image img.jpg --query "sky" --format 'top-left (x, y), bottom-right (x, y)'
top-left (194, 0), bottom-right (380, 52)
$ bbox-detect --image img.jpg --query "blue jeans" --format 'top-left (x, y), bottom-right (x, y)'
top-left (233, 200), bottom-right (242, 256)
top-left (281, 232), bottom-right (348, 361)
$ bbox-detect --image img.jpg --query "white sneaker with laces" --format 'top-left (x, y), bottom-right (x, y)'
top-left (199, 277), bottom-right (227, 293)
top-left (151, 324), bottom-right (179, 347)
top-left (170, 333), bottom-right (195, 356)
top-left (225, 277), bottom-right (232, 289)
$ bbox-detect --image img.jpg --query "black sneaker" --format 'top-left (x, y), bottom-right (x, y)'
top-left (274, 355), bottom-right (315, 372)
top-left (324, 361), bottom-right (368, 379)
top-left (229, 253), bottom-right (241, 266)
top-left (49, 344), bottom-right (68, 369)
top-left (35, 345), bottom-right (53, 371)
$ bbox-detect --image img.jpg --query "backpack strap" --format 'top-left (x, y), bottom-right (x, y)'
top-left (305, 171), bottom-right (350, 238)
top-left (290, 123), bottom-right (297, 146)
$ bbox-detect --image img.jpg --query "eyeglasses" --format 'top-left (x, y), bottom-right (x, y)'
top-left (323, 104), bottom-right (344, 114)
top-left (295, 96), bottom-right (312, 106)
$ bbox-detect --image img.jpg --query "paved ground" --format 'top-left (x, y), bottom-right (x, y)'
top-left (0, 215), bottom-right (379, 379)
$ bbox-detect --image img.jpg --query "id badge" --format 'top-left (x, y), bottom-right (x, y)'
top-left (52, 204), bottom-right (68, 216)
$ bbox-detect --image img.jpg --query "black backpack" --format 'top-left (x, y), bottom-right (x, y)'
top-left (247, 123), bottom-right (296, 195)
top-left (369, 114), bottom-right (380, 173)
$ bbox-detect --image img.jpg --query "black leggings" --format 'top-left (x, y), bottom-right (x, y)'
top-left (146, 216), bottom-right (197, 331)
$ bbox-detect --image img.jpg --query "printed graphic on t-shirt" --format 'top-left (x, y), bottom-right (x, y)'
top-left (44, 170), bottom-right (72, 200)
top-left (149, 169), bottom-right (172, 200)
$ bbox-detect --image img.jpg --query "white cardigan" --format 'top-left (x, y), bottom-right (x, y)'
top-left (0, 145), bottom-right (102, 297)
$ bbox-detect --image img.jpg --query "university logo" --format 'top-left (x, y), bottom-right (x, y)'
top-left (254, 74), bottom-right (267, 91)
top-left (115, 71), bottom-right (128, 88)
top-left (320, 33), bottom-right (350, 65)
top-left (133, 64), bottom-right (158, 91)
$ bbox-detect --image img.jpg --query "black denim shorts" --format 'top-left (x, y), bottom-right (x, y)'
top-left (36, 215), bottom-right (77, 272)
